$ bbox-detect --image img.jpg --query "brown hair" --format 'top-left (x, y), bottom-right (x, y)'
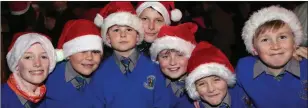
top-left (253, 20), bottom-right (286, 39)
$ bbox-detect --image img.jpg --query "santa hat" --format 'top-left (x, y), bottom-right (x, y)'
top-left (94, 1), bottom-right (144, 47)
top-left (56, 19), bottom-right (102, 62)
top-left (9, 1), bottom-right (31, 15)
top-left (6, 32), bottom-right (56, 73)
top-left (136, 1), bottom-right (182, 25)
top-left (242, 5), bottom-right (305, 54)
top-left (185, 41), bottom-right (236, 100)
top-left (149, 22), bottom-right (197, 63)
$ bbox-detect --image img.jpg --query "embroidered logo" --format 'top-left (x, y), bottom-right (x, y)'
top-left (144, 75), bottom-right (155, 90)
top-left (299, 80), bottom-right (308, 100)
top-left (242, 94), bottom-right (254, 108)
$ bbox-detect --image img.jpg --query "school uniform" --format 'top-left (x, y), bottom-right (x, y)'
top-left (43, 61), bottom-right (91, 107)
top-left (84, 49), bottom-right (171, 108)
top-left (1, 83), bottom-right (45, 108)
top-left (235, 56), bottom-right (308, 108)
top-left (164, 75), bottom-right (194, 108)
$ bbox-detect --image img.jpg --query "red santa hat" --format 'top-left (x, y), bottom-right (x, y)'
top-left (6, 32), bottom-right (56, 73)
top-left (136, 1), bottom-right (182, 25)
top-left (8, 1), bottom-right (31, 15)
top-left (242, 5), bottom-right (305, 54)
top-left (185, 41), bottom-right (236, 100)
top-left (94, 1), bottom-right (144, 47)
top-left (149, 22), bottom-right (197, 63)
top-left (56, 19), bottom-right (102, 62)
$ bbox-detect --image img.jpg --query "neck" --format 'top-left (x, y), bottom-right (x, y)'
top-left (114, 48), bottom-right (135, 58)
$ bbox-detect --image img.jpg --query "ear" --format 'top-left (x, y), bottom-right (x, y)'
top-left (252, 49), bottom-right (258, 56)
top-left (106, 34), bottom-right (111, 45)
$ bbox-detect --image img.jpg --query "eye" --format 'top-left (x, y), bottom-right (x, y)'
top-left (155, 19), bottom-right (164, 23)
top-left (197, 82), bottom-right (205, 87)
top-left (279, 35), bottom-right (287, 39)
top-left (41, 55), bottom-right (49, 59)
top-left (112, 29), bottom-right (119, 32)
top-left (214, 77), bottom-right (221, 82)
top-left (176, 53), bottom-right (184, 57)
top-left (141, 17), bottom-right (147, 21)
top-left (92, 50), bottom-right (101, 54)
top-left (127, 28), bottom-right (133, 32)
top-left (260, 38), bottom-right (268, 42)
top-left (23, 56), bottom-right (32, 60)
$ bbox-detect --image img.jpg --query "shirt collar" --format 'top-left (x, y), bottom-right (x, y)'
top-left (65, 61), bottom-right (90, 83)
top-left (253, 58), bottom-right (300, 78)
top-left (17, 95), bottom-right (27, 105)
top-left (114, 49), bottom-right (139, 66)
top-left (165, 74), bottom-right (187, 87)
top-left (201, 92), bottom-right (231, 108)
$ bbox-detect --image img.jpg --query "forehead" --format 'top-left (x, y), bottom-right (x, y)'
top-left (159, 49), bottom-right (183, 54)
top-left (196, 75), bottom-right (220, 82)
top-left (26, 43), bottom-right (46, 52)
top-left (140, 7), bottom-right (163, 18)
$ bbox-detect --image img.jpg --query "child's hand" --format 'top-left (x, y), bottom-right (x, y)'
top-left (293, 46), bottom-right (308, 61)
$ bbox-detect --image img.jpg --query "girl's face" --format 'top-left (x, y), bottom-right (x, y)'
top-left (17, 43), bottom-right (50, 85)
top-left (195, 76), bottom-right (228, 106)
top-left (139, 7), bottom-right (166, 43)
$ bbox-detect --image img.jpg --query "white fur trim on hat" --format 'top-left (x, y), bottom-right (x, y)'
top-left (101, 12), bottom-right (144, 47)
top-left (136, 2), bottom-right (171, 25)
top-left (242, 5), bottom-right (304, 54)
top-left (185, 63), bottom-right (236, 100)
top-left (94, 14), bottom-right (104, 27)
top-left (6, 33), bottom-right (56, 73)
top-left (11, 2), bottom-right (30, 15)
top-left (63, 35), bottom-right (103, 58)
top-left (149, 36), bottom-right (195, 63)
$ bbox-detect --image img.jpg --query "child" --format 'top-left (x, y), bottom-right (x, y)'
top-left (1, 32), bottom-right (56, 108)
top-left (235, 5), bottom-right (307, 107)
top-left (135, 1), bottom-right (182, 56)
top-left (149, 22), bottom-right (197, 108)
top-left (185, 41), bottom-right (239, 108)
top-left (88, 1), bottom-right (170, 107)
top-left (43, 19), bottom-right (103, 107)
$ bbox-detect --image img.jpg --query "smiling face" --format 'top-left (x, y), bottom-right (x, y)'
top-left (17, 43), bottom-right (50, 85)
top-left (195, 75), bottom-right (228, 106)
top-left (139, 7), bottom-right (166, 43)
top-left (253, 20), bottom-right (296, 70)
top-left (107, 25), bottom-right (139, 53)
top-left (69, 50), bottom-right (102, 76)
top-left (157, 49), bottom-right (189, 79)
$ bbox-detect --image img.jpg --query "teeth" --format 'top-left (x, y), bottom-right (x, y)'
top-left (169, 67), bottom-right (179, 71)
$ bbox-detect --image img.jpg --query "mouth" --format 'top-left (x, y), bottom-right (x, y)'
top-left (81, 63), bottom-right (94, 69)
top-left (29, 70), bottom-right (44, 75)
top-left (119, 41), bottom-right (129, 44)
top-left (145, 33), bottom-right (156, 36)
top-left (270, 52), bottom-right (284, 56)
top-left (168, 67), bottom-right (180, 72)
top-left (207, 93), bottom-right (220, 98)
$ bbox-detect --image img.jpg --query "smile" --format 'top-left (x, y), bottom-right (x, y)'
top-left (168, 67), bottom-right (180, 71)
top-left (29, 70), bottom-right (44, 75)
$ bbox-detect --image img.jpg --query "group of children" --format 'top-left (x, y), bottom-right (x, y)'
top-left (2, 1), bottom-right (308, 108)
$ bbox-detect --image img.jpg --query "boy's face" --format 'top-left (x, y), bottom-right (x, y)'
top-left (195, 76), bottom-right (228, 106)
top-left (107, 25), bottom-right (138, 52)
top-left (157, 49), bottom-right (188, 79)
top-left (139, 7), bottom-right (166, 43)
top-left (253, 24), bottom-right (296, 69)
top-left (69, 50), bottom-right (102, 76)
top-left (17, 43), bottom-right (49, 85)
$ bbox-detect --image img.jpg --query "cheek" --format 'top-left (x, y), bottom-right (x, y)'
top-left (69, 54), bottom-right (83, 63)
top-left (158, 60), bottom-right (169, 70)
top-left (93, 55), bottom-right (102, 63)
top-left (217, 81), bottom-right (228, 92)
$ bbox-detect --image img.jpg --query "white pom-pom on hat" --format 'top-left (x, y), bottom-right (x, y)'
top-left (171, 8), bottom-right (182, 22)
top-left (94, 14), bottom-right (104, 27)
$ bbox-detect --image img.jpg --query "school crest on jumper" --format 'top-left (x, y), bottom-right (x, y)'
top-left (299, 80), bottom-right (308, 100)
top-left (144, 75), bottom-right (155, 90)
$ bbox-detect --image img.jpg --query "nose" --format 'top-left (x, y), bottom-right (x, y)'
top-left (33, 58), bottom-right (42, 67)
top-left (270, 41), bottom-right (281, 50)
top-left (206, 82), bottom-right (215, 93)
top-left (169, 56), bottom-right (177, 66)
top-left (85, 51), bottom-right (93, 60)
top-left (148, 20), bottom-right (155, 30)
top-left (120, 31), bottom-right (126, 38)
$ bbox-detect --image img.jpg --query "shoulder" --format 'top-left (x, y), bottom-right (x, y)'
top-left (237, 56), bottom-right (257, 66)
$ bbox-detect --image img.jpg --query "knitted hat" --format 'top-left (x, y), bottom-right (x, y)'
top-left (185, 41), bottom-right (235, 100)
top-left (242, 5), bottom-right (305, 54)
top-left (6, 32), bottom-right (56, 73)
top-left (94, 1), bottom-right (144, 47)
top-left (149, 22), bottom-right (197, 63)
top-left (56, 19), bottom-right (102, 62)
top-left (136, 1), bottom-right (182, 25)
top-left (8, 1), bottom-right (31, 15)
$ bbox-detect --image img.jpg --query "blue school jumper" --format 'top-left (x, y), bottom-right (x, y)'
top-left (84, 53), bottom-right (171, 108)
top-left (43, 61), bottom-right (89, 108)
top-left (234, 56), bottom-right (307, 108)
top-left (1, 83), bottom-right (46, 108)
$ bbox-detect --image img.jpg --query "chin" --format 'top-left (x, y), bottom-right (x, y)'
top-left (144, 37), bottom-right (156, 43)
